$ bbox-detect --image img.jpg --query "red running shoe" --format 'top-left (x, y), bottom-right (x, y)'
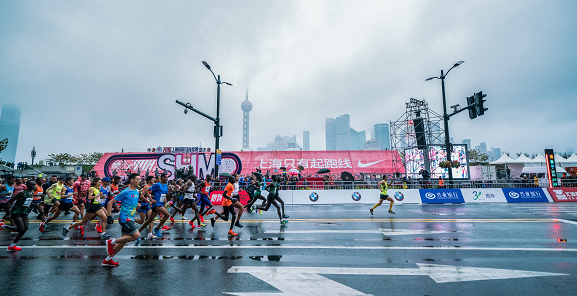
top-left (39, 223), bottom-right (46, 233)
top-left (208, 209), bottom-right (216, 215)
top-left (102, 259), bottom-right (119, 267)
top-left (95, 224), bottom-right (103, 233)
top-left (7, 245), bottom-right (22, 252)
top-left (80, 226), bottom-right (84, 236)
top-left (170, 216), bottom-right (175, 223)
top-left (162, 225), bottom-right (171, 231)
top-left (200, 215), bottom-right (205, 223)
top-left (106, 239), bottom-right (114, 256)
top-left (188, 220), bottom-right (196, 229)
top-left (228, 230), bottom-right (238, 236)
top-left (75, 226), bottom-right (81, 230)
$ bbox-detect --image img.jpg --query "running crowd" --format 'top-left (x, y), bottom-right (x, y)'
top-left (0, 171), bottom-right (296, 266)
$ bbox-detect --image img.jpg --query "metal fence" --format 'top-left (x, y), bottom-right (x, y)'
top-left (232, 179), bottom-right (577, 191)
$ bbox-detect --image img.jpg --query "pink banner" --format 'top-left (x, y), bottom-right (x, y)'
top-left (92, 150), bottom-right (402, 180)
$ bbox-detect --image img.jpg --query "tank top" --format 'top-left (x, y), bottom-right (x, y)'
top-left (34, 185), bottom-right (43, 201)
top-left (110, 184), bottom-right (120, 199)
top-left (0, 184), bottom-right (14, 203)
top-left (11, 190), bottom-right (34, 215)
top-left (201, 180), bottom-right (211, 195)
top-left (184, 183), bottom-right (196, 200)
top-left (62, 186), bottom-right (74, 203)
top-left (52, 183), bottom-right (64, 199)
top-left (91, 187), bottom-right (101, 204)
top-left (140, 185), bottom-right (150, 205)
top-left (100, 185), bottom-right (110, 204)
top-left (380, 182), bottom-right (388, 195)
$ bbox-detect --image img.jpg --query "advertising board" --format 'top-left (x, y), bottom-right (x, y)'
top-left (547, 188), bottom-right (577, 202)
top-left (460, 188), bottom-right (507, 203)
top-left (502, 188), bottom-right (549, 203)
top-left (419, 189), bottom-right (465, 204)
top-left (209, 191), bottom-right (250, 206)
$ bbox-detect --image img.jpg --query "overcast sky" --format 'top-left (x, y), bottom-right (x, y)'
top-left (1, 0), bottom-right (576, 163)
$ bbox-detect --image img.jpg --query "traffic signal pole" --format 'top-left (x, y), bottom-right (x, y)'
top-left (441, 70), bottom-right (454, 182)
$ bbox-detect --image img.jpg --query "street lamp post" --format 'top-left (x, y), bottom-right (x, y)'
top-left (426, 61), bottom-right (464, 182)
top-left (177, 61), bottom-right (232, 179)
top-left (31, 146), bottom-right (36, 166)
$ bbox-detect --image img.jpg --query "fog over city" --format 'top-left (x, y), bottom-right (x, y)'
top-left (1, 0), bottom-right (576, 163)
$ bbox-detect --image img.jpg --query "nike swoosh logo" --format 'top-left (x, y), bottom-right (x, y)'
top-left (357, 159), bottom-right (386, 168)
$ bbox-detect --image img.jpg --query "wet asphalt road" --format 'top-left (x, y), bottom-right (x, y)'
top-left (1, 203), bottom-right (576, 296)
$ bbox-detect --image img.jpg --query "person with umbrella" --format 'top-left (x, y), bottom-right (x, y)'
top-left (370, 175), bottom-right (395, 216)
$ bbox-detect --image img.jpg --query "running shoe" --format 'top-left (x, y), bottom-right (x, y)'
top-left (39, 223), bottom-right (46, 233)
top-left (135, 238), bottom-right (141, 246)
top-left (198, 223), bottom-right (206, 228)
top-left (235, 222), bottom-right (243, 228)
top-left (102, 259), bottom-right (119, 267)
top-left (200, 215), bottom-right (205, 223)
top-left (280, 220), bottom-right (288, 225)
top-left (0, 222), bottom-right (5, 229)
top-left (181, 215), bottom-right (187, 220)
top-left (208, 209), bottom-right (216, 215)
top-left (388, 210), bottom-right (395, 214)
top-left (259, 209), bottom-right (263, 215)
top-left (80, 226), bottom-right (84, 236)
top-left (282, 215), bottom-right (289, 219)
top-left (101, 233), bottom-right (111, 240)
top-left (162, 226), bottom-right (171, 231)
top-left (170, 216), bottom-right (175, 223)
top-left (147, 233), bottom-right (157, 239)
top-left (228, 230), bottom-right (238, 236)
top-left (62, 226), bottom-right (69, 236)
top-left (154, 229), bottom-right (162, 238)
top-left (7, 245), bottom-right (22, 252)
top-left (369, 208), bottom-right (373, 216)
top-left (106, 239), bottom-right (114, 255)
top-left (189, 221), bottom-right (196, 229)
top-left (247, 206), bottom-right (253, 213)
top-left (210, 218), bottom-right (215, 227)
top-left (75, 226), bottom-right (81, 230)
top-left (96, 225), bottom-right (103, 233)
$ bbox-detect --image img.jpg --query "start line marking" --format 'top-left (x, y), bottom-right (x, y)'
top-left (3, 245), bottom-right (577, 252)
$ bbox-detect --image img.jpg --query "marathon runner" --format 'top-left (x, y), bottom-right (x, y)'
top-left (33, 177), bottom-right (47, 228)
top-left (0, 175), bottom-right (16, 222)
top-left (73, 174), bottom-right (91, 220)
top-left (137, 173), bottom-right (171, 238)
top-left (135, 176), bottom-right (155, 239)
top-left (256, 175), bottom-right (287, 224)
top-left (107, 176), bottom-right (121, 214)
top-left (244, 175), bottom-right (265, 214)
top-left (232, 174), bottom-right (245, 228)
top-left (63, 178), bottom-right (110, 239)
top-left (197, 174), bottom-right (216, 219)
top-left (0, 180), bottom-right (36, 251)
top-left (370, 175), bottom-right (395, 215)
top-left (45, 177), bottom-right (64, 216)
top-left (95, 177), bottom-right (112, 233)
top-left (42, 177), bottom-right (81, 231)
top-left (103, 173), bottom-right (141, 267)
top-left (210, 176), bottom-right (238, 236)
top-left (175, 175), bottom-right (204, 229)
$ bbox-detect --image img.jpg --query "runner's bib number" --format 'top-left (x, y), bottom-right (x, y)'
top-left (23, 197), bottom-right (33, 207)
top-left (159, 194), bottom-right (166, 203)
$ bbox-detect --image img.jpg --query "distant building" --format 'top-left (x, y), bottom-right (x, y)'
top-left (0, 104), bottom-right (21, 164)
top-left (336, 114), bottom-right (351, 150)
top-left (257, 147), bottom-right (267, 151)
top-left (268, 135), bottom-right (300, 151)
top-left (350, 128), bottom-right (366, 150)
top-left (303, 131), bottom-right (310, 151)
top-left (475, 142), bottom-right (487, 154)
top-left (241, 90), bottom-right (253, 150)
top-left (325, 118), bottom-right (336, 151)
top-left (374, 123), bottom-right (390, 150)
top-left (363, 139), bottom-right (380, 150)
top-left (462, 139), bottom-right (471, 150)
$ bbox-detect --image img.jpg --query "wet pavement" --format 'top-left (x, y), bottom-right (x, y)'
top-left (1, 203), bottom-right (576, 295)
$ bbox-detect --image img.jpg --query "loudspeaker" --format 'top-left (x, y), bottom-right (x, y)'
top-left (413, 118), bottom-right (426, 149)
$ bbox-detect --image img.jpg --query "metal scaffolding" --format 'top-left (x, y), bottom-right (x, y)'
top-left (389, 98), bottom-right (445, 179)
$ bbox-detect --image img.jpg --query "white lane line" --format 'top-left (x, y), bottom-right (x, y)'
top-left (4, 245), bottom-right (577, 251)
top-left (555, 219), bottom-right (577, 225)
top-left (312, 205), bottom-right (332, 207)
top-left (263, 229), bottom-right (455, 235)
top-left (264, 230), bottom-right (382, 234)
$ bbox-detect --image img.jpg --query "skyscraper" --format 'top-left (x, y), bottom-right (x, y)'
top-left (349, 128), bottom-right (366, 150)
top-left (303, 131), bottom-right (310, 151)
top-left (241, 90), bottom-right (252, 150)
top-left (374, 123), bottom-right (390, 150)
top-left (0, 104), bottom-right (21, 164)
top-left (336, 114), bottom-right (351, 150)
top-left (325, 118), bottom-right (336, 151)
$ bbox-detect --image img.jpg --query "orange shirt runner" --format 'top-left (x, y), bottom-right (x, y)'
top-left (222, 183), bottom-right (234, 207)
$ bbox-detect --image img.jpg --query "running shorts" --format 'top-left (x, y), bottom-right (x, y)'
top-left (137, 203), bottom-right (150, 213)
top-left (86, 204), bottom-right (102, 213)
top-left (379, 194), bottom-right (389, 200)
top-left (151, 203), bottom-right (164, 212)
top-left (119, 220), bottom-right (138, 235)
top-left (58, 202), bottom-right (74, 211)
top-left (183, 198), bottom-right (195, 205)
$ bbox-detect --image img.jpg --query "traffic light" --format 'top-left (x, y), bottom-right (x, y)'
top-left (474, 91), bottom-right (488, 116)
top-left (466, 95), bottom-right (477, 119)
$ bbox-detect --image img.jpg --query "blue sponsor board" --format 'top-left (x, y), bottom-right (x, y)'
top-left (419, 189), bottom-right (465, 204)
top-left (502, 188), bottom-right (549, 203)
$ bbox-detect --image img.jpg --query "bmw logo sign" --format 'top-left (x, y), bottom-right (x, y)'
top-left (309, 192), bottom-right (319, 202)
top-left (352, 192), bottom-right (361, 201)
top-left (394, 192), bottom-right (404, 201)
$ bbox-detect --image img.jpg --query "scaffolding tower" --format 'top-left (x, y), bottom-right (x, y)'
top-left (389, 98), bottom-right (445, 179)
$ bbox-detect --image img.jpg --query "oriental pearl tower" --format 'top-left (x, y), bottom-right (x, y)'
top-left (241, 89), bottom-right (253, 150)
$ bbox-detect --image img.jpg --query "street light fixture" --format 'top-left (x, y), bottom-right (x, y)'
top-left (177, 61), bottom-right (232, 179)
top-left (425, 61), bottom-right (465, 182)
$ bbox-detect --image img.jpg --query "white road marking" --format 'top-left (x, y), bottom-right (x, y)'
top-left (4, 245), bottom-right (577, 251)
top-left (555, 219), bottom-right (577, 225)
top-left (263, 229), bottom-right (455, 235)
top-left (312, 205), bottom-right (332, 207)
top-left (225, 264), bottom-right (568, 295)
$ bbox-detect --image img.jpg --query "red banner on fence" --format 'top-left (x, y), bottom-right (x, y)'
top-left (209, 191), bottom-right (250, 206)
top-left (547, 188), bottom-right (577, 202)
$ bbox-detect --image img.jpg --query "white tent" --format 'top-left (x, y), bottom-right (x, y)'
top-left (565, 154), bottom-right (577, 162)
top-left (522, 166), bottom-right (567, 174)
top-left (511, 154), bottom-right (533, 163)
top-left (555, 154), bottom-right (567, 163)
top-left (490, 154), bottom-right (516, 164)
top-left (531, 154), bottom-right (546, 163)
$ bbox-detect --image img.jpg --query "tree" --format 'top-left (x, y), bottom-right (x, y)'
top-left (468, 149), bottom-right (489, 163)
top-left (0, 138), bottom-right (8, 154)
